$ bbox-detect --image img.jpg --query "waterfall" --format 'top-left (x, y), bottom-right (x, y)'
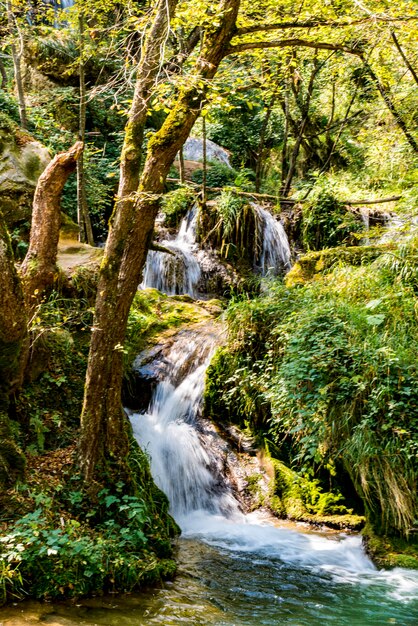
top-left (128, 321), bottom-right (418, 607)
top-left (253, 204), bottom-right (292, 274)
top-left (130, 325), bottom-right (239, 522)
top-left (141, 202), bottom-right (292, 297)
top-left (141, 206), bottom-right (201, 297)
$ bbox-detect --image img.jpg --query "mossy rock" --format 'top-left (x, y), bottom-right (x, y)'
top-left (60, 212), bottom-right (79, 241)
top-left (363, 524), bottom-right (418, 569)
top-left (0, 113), bottom-right (50, 229)
top-left (286, 244), bottom-right (394, 286)
top-left (268, 457), bottom-right (364, 530)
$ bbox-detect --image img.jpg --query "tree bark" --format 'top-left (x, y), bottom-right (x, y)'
top-left (0, 59), bottom-right (7, 89)
top-left (7, 0), bottom-right (27, 129)
top-left (77, 12), bottom-right (94, 246)
top-left (281, 59), bottom-right (320, 197)
top-left (363, 59), bottom-right (418, 153)
top-left (79, 0), bottom-right (241, 482)
top-left (255, 94), bottom-right (276, 192)
top-left (0, 210), bottom-right (26, 487)
top-left (391, 30), bottom-right (418, 87)
top-left (0, 210), bottom-right (27, 396)
top-left (202, 115), bottom-right (207, 205)
top-left (179, 146), bottom-right (185, 183)
top-left (21, 142), bottom-right (83, 307)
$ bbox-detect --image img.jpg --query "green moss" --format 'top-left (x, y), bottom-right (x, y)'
top-left (124, 289), bottom-right (216, 369)
top-left (161, 186), bottom-right (196, 229)
top-left (363, 524), bottom-right (418, 569)
top-left (60, 212), bottom-right (79, 239)
top-left (286, 244), bottom-right (394, 286)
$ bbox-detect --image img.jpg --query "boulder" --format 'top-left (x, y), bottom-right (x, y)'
top-left (181, 137), bottom-right (232, 167)
top-left (0, 114), bottom-right (50, 230)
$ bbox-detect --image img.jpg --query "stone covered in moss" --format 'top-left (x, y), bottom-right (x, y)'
top-left (363, 524), bottom-right (418, 569)
top-left (286, 244), bottom-right (393, 286)
top-left (0, 113), bottom-right (50, 229)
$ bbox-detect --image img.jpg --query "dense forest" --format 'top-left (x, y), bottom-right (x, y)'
top-left (0, 0), bottom-right (417, 623)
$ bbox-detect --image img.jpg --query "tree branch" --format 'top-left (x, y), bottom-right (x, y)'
top-left (235, 16), bottom-right (418, 36)
top-left (227, 39), bottom-right (363, 57)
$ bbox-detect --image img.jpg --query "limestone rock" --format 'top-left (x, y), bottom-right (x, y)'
top-left (181, 137), bottom-right (232, 167)
top-left (0, 115), bottom-right (50, 229)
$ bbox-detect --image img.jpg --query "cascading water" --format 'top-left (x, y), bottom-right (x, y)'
top-left (141, 206), bottom-right (201, 297)
top-left (130, 324), bottom-right (239, 522)
top-left (253, 204), bottom-right (292, 274)
top-left (141, 203), bottom-right (292, 297)
top-left (128, 320), bottom-right (418, 625)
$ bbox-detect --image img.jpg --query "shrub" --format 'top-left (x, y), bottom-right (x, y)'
top-left (161, 186), bottom-right (196, 228)
top-left (205, 241), bottom-right (418, 537)
top-left (302, 192), bottom-right (363, 250)
top-left (191, 162), bottom-right (238, 188)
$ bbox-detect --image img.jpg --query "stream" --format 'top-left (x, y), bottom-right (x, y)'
top-left (2, 206), bottom-right (418, 625)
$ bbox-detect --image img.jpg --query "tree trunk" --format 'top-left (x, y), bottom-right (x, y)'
top-left (391, 30), bottom-right (418, 88)
top-left (282, 60), bottom-right (319, 197)
top-left (255, 94), bottom-right (276, 192)
top-left (7, 0), bottom-right (27, 129)
top-left (0, 210), bottom-right (27, 487)
top-left (0, 59), bottom-right (7, 89)
top-left (363, 59), bottom-right (418, 153)
top-left (79, 0), bottom-right (241, 482)
top-left (179, 146), bottom-right (185, 183)
top-left (202, 115), bottom-right (207, 205)
top-left (21, 142), bottom-right (83, 307)
top-left (77, 12), bottom-right (94, 246)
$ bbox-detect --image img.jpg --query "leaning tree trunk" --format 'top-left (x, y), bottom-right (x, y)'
top-left (0, 210), bottom-right (27, 487)
top-left (21, 142), bottom-right (83, 307)
top-left (79, 0), bottom-right (241, 482)
top-left (362, 59), bottom-right (418, 153)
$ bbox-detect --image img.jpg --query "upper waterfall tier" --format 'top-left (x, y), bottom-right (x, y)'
top-left (141, 206), bottom-right (201, 297)
top-left (141, 203), bottom-right (292, 297)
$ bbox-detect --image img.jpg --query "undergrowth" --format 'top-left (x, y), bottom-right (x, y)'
top-left (205, 238), bottom-right (418, 537)
top-left (0, 442), bottom-right (177, 605)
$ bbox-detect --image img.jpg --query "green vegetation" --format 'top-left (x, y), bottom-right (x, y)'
top-left (301, 191), bottom-right (363, 250)
top-left (198, 191), bottom-right (258, 263)
top-left (0, 288), bottom-right (195, 605)
top-left (0, 443), bottom-right (176, 605)
top-left (161, 186), bottom-right (197, 228)
top-left (205, 238), bottom-right (418, 539)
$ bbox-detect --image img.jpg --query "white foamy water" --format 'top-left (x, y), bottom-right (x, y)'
top-left (130, 326), bottom-right (239, 519)
top-left (141, 203), bottom-right (292, 296)
top-left (141, 206), bottom-right (201, 297)
top-left (253, 204), bottom-right (292, 274)
top-left (181, 512), bottom-right (418, 603)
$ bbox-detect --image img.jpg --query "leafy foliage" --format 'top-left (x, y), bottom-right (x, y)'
top-left (302, 191), bottom-right (363, 250)
top-left (206, 239), bottom-right (418, 536)
top-left (161, 186), bottom-right (197, 228)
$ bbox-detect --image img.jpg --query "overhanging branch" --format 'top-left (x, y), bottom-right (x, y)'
top-left (235, 15), bottom-right (418, 37)
top-left (227, 39), bottom-right (363, 57)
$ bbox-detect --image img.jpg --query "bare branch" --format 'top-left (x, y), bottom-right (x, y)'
top-left (235, 16), bottom-right (418, 37)
top-left (227, 39), bottom-right (363, 57)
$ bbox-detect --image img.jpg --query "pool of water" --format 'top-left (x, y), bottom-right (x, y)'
top-left (1, 514), bottom-right (417, 626)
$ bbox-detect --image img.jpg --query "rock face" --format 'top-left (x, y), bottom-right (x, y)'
top-left (182, 137), bottom-right (231, 167)
top-left (0, 116), bottom-right (50, 229)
